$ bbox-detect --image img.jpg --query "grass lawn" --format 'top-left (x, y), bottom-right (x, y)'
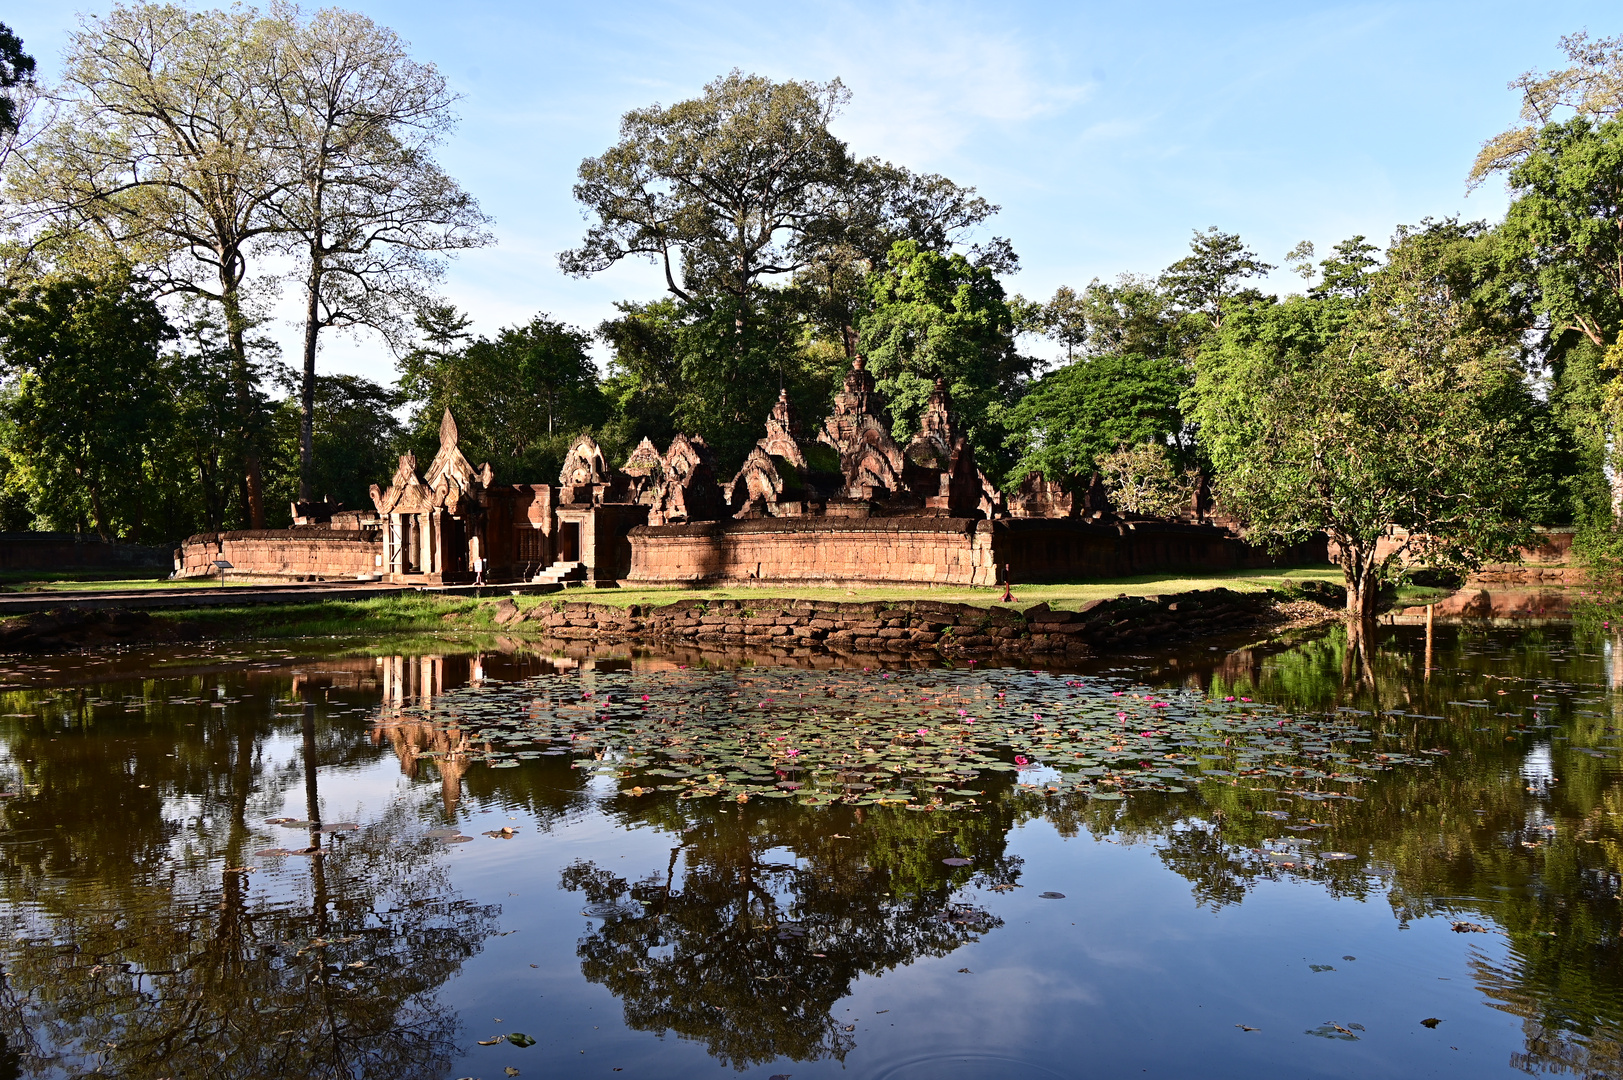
top-left (157, 564), bottom-right (1347, 643)
top-left (561, 564), bottom-right (1347, 612)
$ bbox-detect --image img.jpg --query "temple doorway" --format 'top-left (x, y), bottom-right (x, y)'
top-left (559, 522), bottom-right (580, 562)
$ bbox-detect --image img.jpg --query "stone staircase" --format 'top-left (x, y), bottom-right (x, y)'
top-left (532, 559), bottom-right (588, 586)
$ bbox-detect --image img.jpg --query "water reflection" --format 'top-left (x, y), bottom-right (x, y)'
top-left (561, 799), bottom-right (1020, 1068)
top-left (0, 659), bottom-right (510, 1080)
top-left (1, 626), bottom-right (1623, 1077)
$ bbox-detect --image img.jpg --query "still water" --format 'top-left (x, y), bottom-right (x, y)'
top-left (0, 624), bottom-right (1620, 1079)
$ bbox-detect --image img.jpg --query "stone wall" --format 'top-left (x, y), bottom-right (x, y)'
top-left (174, 530), bottom-right (382, 580)
top-left (627, 517), bottom-right (995, 586)
top-left (497, 590), bottom-right (1286, 658)
top-left (0, 533), bottom-right (170, 572)
top-left (626, 516), bottom-right (1324, 587)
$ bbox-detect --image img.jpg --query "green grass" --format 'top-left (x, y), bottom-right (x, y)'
top-left (565, 565), bottom-right (1346, 612)
top-left (149, 565), bottom-right (1346, 645)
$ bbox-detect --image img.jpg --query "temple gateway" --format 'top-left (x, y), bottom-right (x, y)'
top-left (174, 357), bottom-right (1321, 585)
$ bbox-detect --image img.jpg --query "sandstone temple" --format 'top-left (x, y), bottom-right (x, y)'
top-left (174, 357), bottom-right (1319, 585)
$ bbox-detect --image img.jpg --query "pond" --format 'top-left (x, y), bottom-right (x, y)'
top-left (0, 623), bottom-right (1620, 1079)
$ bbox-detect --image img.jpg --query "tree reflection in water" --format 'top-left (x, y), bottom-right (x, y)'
top-left (561, 799), bottom-right (1020, 1070)
top-left (0, 664), bottom-right (501, 1080)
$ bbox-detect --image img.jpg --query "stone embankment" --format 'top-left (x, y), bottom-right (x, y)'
top-left (0, 607), bottom-right (198, 653)
top-left (494, 588), bottom-right (1333, 657)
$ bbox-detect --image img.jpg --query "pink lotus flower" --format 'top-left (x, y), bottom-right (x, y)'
top-left (642, 695), bottom-right (649, 701)
top-left (958, 709), bottom-right (967, 716)
top-left (785, 748), bottom-right (799, 757)
top-left (1223, 696), bottom-right (1235, 702)
top-left (1117, 712), bottom-right (1128, 720)
top-left (1033, 714), bottom-right (1042, 721)
top-left (1014, 755), bottom-right (1029, 766)
top-left (917, 728), bottom-right (929, 736)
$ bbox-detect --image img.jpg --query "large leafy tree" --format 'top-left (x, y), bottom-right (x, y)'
top-left (1003, 353), bottom-right (1187, 485)
top-left (1500, 115), bottom-right (1623, 350)
top-left (1189, 238), bottom-right (1551, 620)
top-left (398, 309), bottom-right (607, 482)
top-left (561, 70), bottom-right (851, 319)
top-left (0, 272), bottom-right (173, 540)
top-left (9, 3), bottom-right (287, 527)
top-left (857, 240), bottom-right (1032, 478)
top-left (1158, 226), bottom-right (1274, 331)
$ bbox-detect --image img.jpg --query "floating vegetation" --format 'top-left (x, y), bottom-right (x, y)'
top-left (376, 666), bottom-right (1436, 816)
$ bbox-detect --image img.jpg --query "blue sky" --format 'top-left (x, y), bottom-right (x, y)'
top-left (12, 0), bottom-right (1621, 381)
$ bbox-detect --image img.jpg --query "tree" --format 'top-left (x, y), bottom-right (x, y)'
top-left (398, 311), bottom-right (607, 481)
top-left (0, 272), bottom-right (173, 540)
top-left (1189, 247), bottom-right (1546, 621)
top-left (857, 240), bottom-right (1032, 478)
top-left (1158, 226), bottom-right (1274, 331)
top-left (1470, 30), bottom-right (1623, 185)
top-left (1500, 116), bottom-right (1623, 349)
top-left (1003, 353), bottom-right (1187, 485)
top-left (596, 292), bottom-right (839, 470)
top-left (792, 158), bottom-right (998, 357)
top-left (268, 373), bottom-right (404, 518)
top-left (0, 21), bottom-right (35, 135)
top-left (263, 7), bottom-right (491, 503)
top-left (1310, 235), bottom-right (1382, 301)
top-left (1096, 442), bottom-right (1194, 518)
top-left (561, 70), bottom-right (851, 326)
top-left (1040, 285), bottom-right (1088, 361)
top-left (10, 3), bottom-right (288, 527)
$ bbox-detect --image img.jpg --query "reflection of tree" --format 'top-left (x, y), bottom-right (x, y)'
top-left (0, 665), bottom-right (501, 1080)
top-left (560, 802), bottom-right (1012, 1070)
top-left (0, 798), bottom-right (498, 1079)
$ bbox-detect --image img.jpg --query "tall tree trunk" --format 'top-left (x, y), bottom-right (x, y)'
top-left (220, 271), bottom-right (266, 529)
top-left (299, 252), bottom-right (322, 505)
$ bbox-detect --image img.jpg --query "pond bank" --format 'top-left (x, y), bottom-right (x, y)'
top-left (418, 587), bottom-right (1337, 659)
top-left (0, 585), bottom-right (1342, 656)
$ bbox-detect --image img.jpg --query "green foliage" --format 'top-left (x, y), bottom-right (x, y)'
top-left (1501, 116), bottom-right (1623, 348)
top-left (266, 375), bottom-right (405, 520)
top-left (1003, 353), bottom-right (1188, 485)
top-left (0, 21), bottom-right (34, 135)
top-left (398, 307), bottom-right (606, 483)
top-left (1189, 237), bottom-right (1550, 615)
top-left (598, 293), bottom-right (843, 472)
top-left (1158, 227), bottom-right (1274, 330)
top-left (857, 240), bottom-right (1033, 479)
top-left (1095, 442), bottom-right (1195, 518)
top-left (561, 70), bottom-right (852, 304)
top-left (0, 273), bottom-right (173, 540)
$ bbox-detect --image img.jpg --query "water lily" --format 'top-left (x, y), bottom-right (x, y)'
top-left (785, 748), bottom-right (799, 757)
top-left (1014, 755), bottom-right (1029, 767)
top-left (917, 728), bottom-right (929, 736)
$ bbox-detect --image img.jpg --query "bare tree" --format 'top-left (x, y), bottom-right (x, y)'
top-left (263, 5), bottom-right (491, 502)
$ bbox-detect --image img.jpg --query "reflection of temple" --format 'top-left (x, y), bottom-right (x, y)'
top-left (176, 357), bottom-right (1322, 586)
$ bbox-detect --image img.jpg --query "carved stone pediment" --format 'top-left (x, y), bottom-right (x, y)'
top-left (420, 408), bottom-right (490, 513)
top-left (371, 451), bottom-right (435, 515)
top-left (559, 433), bottom-right (611, 488)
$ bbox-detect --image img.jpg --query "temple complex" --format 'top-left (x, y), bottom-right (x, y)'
top-left (173, 357), bottom-right (1321, 586)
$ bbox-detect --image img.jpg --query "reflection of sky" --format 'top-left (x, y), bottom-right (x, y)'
top-left (1520, 743), bottom-right (1555, 786)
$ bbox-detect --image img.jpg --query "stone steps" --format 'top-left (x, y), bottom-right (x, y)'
top-left (532, 560), bottom-right (587, 585)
